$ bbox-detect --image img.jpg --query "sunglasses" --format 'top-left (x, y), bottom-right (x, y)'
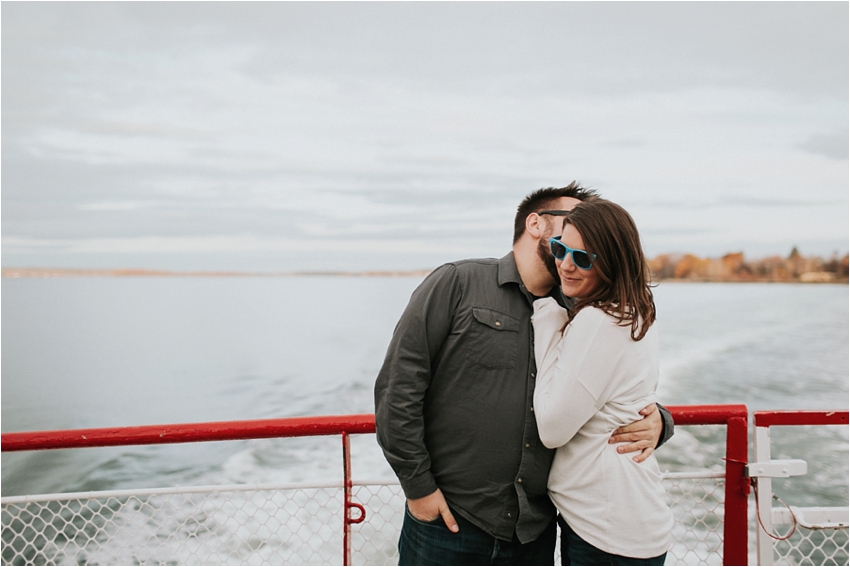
top-left (549, 236), bottom-right (596, 270)
top-left (538, 209), bottom-right (572, 216)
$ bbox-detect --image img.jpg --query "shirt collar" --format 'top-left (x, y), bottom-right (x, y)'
top-left (498, 252), bottom-right (523, 288)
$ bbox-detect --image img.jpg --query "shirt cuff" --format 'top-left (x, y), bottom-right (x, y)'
top-left (399, 471), bottom-right (440, 500)
top-left (656, 403), bottom-right (675, 448)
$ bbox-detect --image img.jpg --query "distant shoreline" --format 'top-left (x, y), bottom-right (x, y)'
top-left (2, 266), bottom-right (847, 283)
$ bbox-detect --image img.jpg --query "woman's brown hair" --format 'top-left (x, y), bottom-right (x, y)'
top-left (563, 199), bottom-right (656, 341)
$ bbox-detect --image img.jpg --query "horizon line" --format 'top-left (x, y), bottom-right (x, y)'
top-left (1, 267), bottom-right (436, 278)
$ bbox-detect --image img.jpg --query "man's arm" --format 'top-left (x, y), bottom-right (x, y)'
top-left (608, 403), bottom-right (674, 463)
top-left (373, 264), bottom-right (461, 530)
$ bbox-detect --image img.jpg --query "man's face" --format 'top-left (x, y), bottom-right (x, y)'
top-left (536, 197), bottom-right (582, 281)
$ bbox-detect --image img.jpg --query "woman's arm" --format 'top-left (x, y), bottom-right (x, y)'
top-left (531, 297), bottom-right (569, 385)
top-left (532, 301), bottom-right (610, 449)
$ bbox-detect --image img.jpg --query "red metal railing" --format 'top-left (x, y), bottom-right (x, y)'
top-left (3, 415), bottom-right (378, 565)
top-left (667, 404), bottom-right (749, 566)
top-left (0, 414), bottom-right (376, 451)
top-left (2, 405), bottom-right (750, 565)
top-left (753, 410), bottom-right (849, 428)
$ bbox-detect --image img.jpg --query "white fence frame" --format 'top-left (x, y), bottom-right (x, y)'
top-left (753, 418), bottom-right (849, 566)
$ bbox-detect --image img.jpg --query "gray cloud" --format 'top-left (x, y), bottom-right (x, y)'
top-left (796, 131), bottom-right (849, 161)
top-left (2, 2), bottom-right (848, 270)
top-left (4, 3), bottom-right (847, 100)
top-left (602, 139), bottom-right (647, 150)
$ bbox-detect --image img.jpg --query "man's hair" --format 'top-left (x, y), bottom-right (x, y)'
top-left (513, 182), bottom-right (599, 243)
top-left (564, 199), bottom-right (656, 341)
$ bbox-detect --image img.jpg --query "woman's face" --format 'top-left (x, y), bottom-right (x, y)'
top-left (556, 223), bottom-right (601, 299)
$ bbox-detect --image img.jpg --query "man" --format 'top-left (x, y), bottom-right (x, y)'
top-left (374, 184), bottom-right (674, 565)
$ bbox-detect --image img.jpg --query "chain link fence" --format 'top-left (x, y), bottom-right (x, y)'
top-left (770, 523), bottom-right (849, 566)
top-left (771, 524), bottom-right (849, 566)
top-left (351, 475), bottom-right (728, 566)
top-left (664, 473), bottom-right (725, 565)
top-left (2, 484), bottom-right (344, 566)
top-left (3, 473), bottom-right (727, 566)
top-left (766, 510), bottom-right (849, 567)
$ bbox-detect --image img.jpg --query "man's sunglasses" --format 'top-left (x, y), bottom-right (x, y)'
top-left (549, 236), bottom-right (596, 270)
top-left (538, 210), bottom-right (572, 216)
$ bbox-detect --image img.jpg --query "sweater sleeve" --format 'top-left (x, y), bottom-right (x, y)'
top-left (531, 297), bottom-right (569, 384)
top-left (532, 304), bottom-right (620, 449)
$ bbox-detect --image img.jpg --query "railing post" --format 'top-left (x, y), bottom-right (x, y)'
top-left (753, 425), bottom-right (775, 565)
top-left (723, 414), bottom-right (750, 565)
top-left (342, 431), bottom-right (353, 566)
top-left (342, 431), bottom-right (366, 566)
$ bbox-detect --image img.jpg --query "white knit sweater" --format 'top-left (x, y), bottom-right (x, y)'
top-left (532, 298), bottom-right (673, 558)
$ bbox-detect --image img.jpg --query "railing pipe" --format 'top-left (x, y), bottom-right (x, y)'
top-left (666, 404), bottom-right (748, 426)
top-left (1, 414), bottom-right (377, 452)
top-left (754, 410), bottom-right (848, 428)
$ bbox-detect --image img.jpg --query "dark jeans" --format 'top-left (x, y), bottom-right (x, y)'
top-left (398, 505), bottom-right (556, 566)
top-left (558, 515), bottom-right (667, 566)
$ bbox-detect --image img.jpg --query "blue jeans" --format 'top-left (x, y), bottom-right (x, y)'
top-left (398, 505), bottom-right (556, 566)
top-left (558, 516), bottom-right (667, 566)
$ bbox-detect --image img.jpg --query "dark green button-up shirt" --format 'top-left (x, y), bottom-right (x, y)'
top-left (374, 252), bottom-right (672, 543)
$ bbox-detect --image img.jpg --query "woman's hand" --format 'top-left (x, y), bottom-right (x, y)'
top-left (608, 404), bottom-right (663, 463)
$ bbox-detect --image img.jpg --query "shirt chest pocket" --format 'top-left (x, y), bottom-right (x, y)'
top-left (466, 307), bottom-right (521, 369)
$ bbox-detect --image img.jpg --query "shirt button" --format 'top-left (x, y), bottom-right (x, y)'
top-left (507, 513), bottom-right (512, 518)
top-left (525, 443), bottom-right (530, 448)
top-left (530, 407), bottom-right (534, 412)
top-left (495, 321), bottom-right (502, 327)
top-left (517, 478), bottom-right (523, 483)
top-left (531, 372), bottom-right (536, 378)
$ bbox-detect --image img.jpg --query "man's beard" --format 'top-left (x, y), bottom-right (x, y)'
top-left (537, 235), bottom-right (560, 283)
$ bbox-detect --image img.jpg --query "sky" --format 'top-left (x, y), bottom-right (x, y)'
top-left (2, 2), bottom-right (848, 273)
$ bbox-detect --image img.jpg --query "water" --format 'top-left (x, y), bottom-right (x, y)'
top-left (2, 278), bottom-right (848, 508)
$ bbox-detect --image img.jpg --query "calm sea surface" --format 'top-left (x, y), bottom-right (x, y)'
top-left (2, 277), bottom-right (848, 511)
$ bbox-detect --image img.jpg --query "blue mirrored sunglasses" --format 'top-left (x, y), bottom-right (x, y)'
top-left (549, 236), bottom-right (596, 270)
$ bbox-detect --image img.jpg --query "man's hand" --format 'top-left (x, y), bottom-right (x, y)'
top-left (608, 403), bottom-right (663, 463)
top-left (407, 489), bottom-right (459, 533)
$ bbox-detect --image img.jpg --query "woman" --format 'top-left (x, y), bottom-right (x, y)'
top-left (531, 199), bottom-right (673, 566)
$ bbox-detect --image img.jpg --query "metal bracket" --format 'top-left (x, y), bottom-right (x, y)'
top-left (746, 459), bottom-right (807, 478)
